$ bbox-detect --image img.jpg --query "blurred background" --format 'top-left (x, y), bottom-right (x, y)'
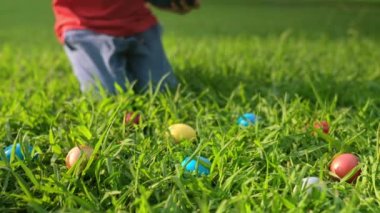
top-left (1, 0), bottom-right (380, 48)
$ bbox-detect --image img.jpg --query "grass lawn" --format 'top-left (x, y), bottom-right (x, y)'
top-left (1, 0), bottom-right (380, 211)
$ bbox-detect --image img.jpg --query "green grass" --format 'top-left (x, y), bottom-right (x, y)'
top-left (1, 0), bottom-right (380, 212)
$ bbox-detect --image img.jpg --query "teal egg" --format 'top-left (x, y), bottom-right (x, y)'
top-left (237, 113), bottom-right (256, 127)
top-left (181, 156), bottom-right (211, 175)
top-left (3, 143), bottom-right (34, 161)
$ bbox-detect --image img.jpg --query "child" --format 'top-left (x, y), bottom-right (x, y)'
top-left (53, 0), bottom-right (200, 94)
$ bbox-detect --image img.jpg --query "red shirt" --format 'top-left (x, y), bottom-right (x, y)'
top-left (53, 0), bottom-right (157, 43)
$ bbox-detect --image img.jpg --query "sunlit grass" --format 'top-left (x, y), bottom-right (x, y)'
top-left (1, 34), bottom-right (380, 211)
top-left (1, 0), bottom-right (380, 211)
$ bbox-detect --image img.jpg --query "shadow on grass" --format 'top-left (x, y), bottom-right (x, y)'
top-left (180, 65), bottom-right (380, 107)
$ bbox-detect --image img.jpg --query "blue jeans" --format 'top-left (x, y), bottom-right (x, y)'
top-left (63, 24), bottom-right (178, 94)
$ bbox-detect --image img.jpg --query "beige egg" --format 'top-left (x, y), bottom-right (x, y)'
top-left (65, 145), bottom-right (94, 169)
top-left (168, 123), bottom-right (197, 143)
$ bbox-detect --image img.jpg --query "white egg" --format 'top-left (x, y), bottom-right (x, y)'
top-left (302, 177), bottom-right (322, 193)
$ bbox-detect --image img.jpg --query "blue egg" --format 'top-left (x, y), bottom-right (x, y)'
top-left (237, 113), bottom-right (256, 127)
top-left (181, 156), bottom-right (211, 175)
top-left (3, 143), bottom-right (34, 161)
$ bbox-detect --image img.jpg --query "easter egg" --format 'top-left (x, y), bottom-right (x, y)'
top-left (181, 156), bottom-right (211, 175)
top-left (4, 143), bottom-right (34, 161)
top-left (314, 121), bottom-right (329, 134)
top-left (301, 177), bottom-right (322, 193)
top-left (330, 153), bottom-right (361, 183)
top-left (168, 123), bottom-right (196, 143)
top-left (124, 112), bottom-right (141, 125)
top-left (65, 145), bottom-right (94, 169)
top-left (237, 113), bottom-right (256, 127)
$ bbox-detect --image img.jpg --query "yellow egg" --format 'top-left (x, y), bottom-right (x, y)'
top-left (65, 145), bottom-right (94, 169)
top-left (168, 123), bottom-right (197, 143)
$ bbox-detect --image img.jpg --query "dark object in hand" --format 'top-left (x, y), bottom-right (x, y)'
top-left (149, 0), bottom-right (196, 7)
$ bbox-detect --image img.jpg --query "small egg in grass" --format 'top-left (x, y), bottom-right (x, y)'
top-left (181, 156), bottom-right (211, 175)
top-left (65, 145), bottom-right (94, 169)
top-left (124, 111), bottom-right (141, 125)
top-left (330, 153), bottom-right (361, 183)
top-left (3, 143), bottom-right (36, 162)
top-left (168, 123), bottom-right (196, 143)
top-left (302, 177), bottom-right (323, 193)
top-left (313, 120), bottom-right (329, 134)
top-left (237, 113), bottom-right (256, 127)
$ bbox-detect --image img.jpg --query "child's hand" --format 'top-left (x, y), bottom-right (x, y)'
top-left (148, 0), bottom-right (200, 14)
top-left (170, 0), bottom-right (200, 14)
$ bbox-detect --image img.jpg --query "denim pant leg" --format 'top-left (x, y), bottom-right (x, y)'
top-left (63, 30), bottom-right (130, 94)
top-left (127, 24), bottom-right (178, 91)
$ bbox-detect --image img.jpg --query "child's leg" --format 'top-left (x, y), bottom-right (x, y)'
top-left (63, 30), bottom-right (131, 94)
top-left (126, 24), bottom-right (178, 91)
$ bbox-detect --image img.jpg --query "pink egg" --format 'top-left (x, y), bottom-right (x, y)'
top-left (65, 145), bottom-right (94, 169)
top-left (124, 112), bottom-right (141, 125)
top-left (330, 153), bottom-right (361, 183)
top-left (314, 120), bottom-right (329, 134)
